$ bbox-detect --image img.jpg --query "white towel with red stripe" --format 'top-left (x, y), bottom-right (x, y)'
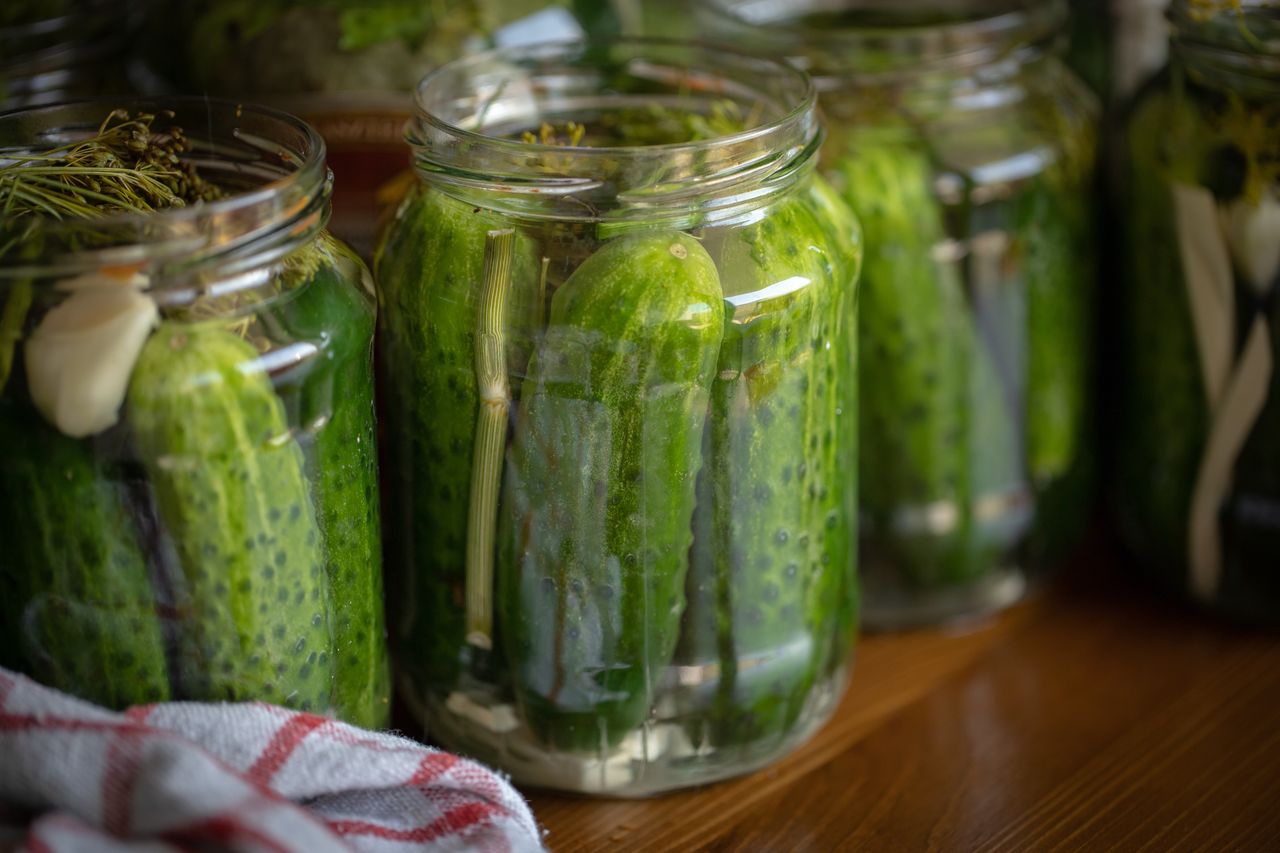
top-left (0, 669), bottom-right (543, 853)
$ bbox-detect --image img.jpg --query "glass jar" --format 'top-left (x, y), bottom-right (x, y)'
top-left (704, 0), bottom-right (1099, 629)
top-left (0, 0), bottom-right (134, 110)
top-left (1115, 1), bottom-right (1280, 621)
top-left (142, 2), bottom-right (654, 258)
top-left (377, 39), bottom-right (861, 795)
top-left (0, 100), bottom-right (389, 726)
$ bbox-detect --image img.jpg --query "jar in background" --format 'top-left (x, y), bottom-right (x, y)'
top-left (1116, 1), bottom-right (1280, 621)
top-left (0, 0), bottom-right (133, 110)
top-left (704, 0), bottom-right (1099, 629)
top-left (377, 39), bottom-right (861, 795)
top-left (0, 100), bottom-right (389, 727)
top-left (144, 1), bottom-right (654, 258)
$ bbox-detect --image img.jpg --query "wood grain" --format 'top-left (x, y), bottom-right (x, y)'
top-left (526, 536), bottom-right (1280, 851)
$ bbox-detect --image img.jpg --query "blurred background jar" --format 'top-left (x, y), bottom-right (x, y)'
top-left (1115, 1), bottom-right (1280, 621)
top-left (138, 1), bottom-right (675, 258)
top-left (0, 100), bottom-right (389, 727)
top-left (377, 38), bottom-right (861, 795)
top-left (0, 0), bottom-right (134, 110)
top-left (703, 0), bottom-right (1099, 629)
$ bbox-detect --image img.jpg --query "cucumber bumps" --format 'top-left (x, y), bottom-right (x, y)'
top-left (839, 133), bottom-right (1022, 588)
top-left (500, 231), bottom-right (723, 751)
top-left (375, 186), bottom-right (540, 696)
top-left (0, 399), bottom-right (171, 707)
top-left (681, 189), bottom-right (856, 746)
top-left (274, 242), bottom-right (389, 728)
top-left (128, 322), bottom-right (336, 710)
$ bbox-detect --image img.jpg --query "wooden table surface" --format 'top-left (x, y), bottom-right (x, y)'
top-left (525, 532), bottom-right (1280, 851)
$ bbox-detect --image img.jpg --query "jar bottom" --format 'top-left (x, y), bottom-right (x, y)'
top-left (411, 669), bottom-right (850, 797)
top-left (860, 560), bottom-right (1029, 631)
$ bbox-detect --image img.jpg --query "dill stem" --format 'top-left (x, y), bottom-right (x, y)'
top-left (465, 229), bottom-right (516, 650)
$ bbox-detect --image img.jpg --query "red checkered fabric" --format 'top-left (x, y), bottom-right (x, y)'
top-left (0, 669), bottom-right (543, 852)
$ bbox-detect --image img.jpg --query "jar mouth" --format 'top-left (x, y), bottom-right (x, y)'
top-left (408, 37), bottom-right (819, 224)
top-left (700, 0), bottom-right (1063, 81)
top-left (0, 98), bottom-right (331, 278)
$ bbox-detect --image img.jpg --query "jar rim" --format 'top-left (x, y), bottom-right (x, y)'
top-left (407, 37), bottom-right (820, 224)
top-left (699, 0), bottom-right (1065, 80)
top-left (1169, 1), bottom-right (1280, 82)
top-left (412, 36), bottom-right (816, 158)
top-left (0, 97), bottom-right (331, 277)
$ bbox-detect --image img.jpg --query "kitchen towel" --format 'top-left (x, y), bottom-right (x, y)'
top-left (0, 668), bottom-right (542, 852)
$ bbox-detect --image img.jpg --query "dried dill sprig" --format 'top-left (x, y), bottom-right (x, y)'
top-left (0, 108), bottom-right (226, 390)
top-left (0, 108), bottom-right (223, 228)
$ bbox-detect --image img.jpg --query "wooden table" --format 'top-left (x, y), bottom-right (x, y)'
top-left (526, 532), bottom-right (1280, 851)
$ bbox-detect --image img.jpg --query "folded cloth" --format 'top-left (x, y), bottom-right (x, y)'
top-left (0, 669), bottom-right (543, 853)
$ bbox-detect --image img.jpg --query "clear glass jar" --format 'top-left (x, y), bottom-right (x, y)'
top-left (704, 0), bottom-right (1099, 629)
top-left (377, 39), bottom-right (861, 795)
top-left (0, 0), bottom-right (134, 110)
top-left (1116, 1), bottom-right (1280, 621)
top-left (0, 100), bottom-right (389, 725)
top-left (143, 2), bottom-right (652, 257)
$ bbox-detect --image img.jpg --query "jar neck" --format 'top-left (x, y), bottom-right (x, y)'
top-left (701, 0), bottom-right (1065, 97)
top-left (0, 0), bottom-right (135, 109)
top-left (407, 38), bottom-right (821, 227)
top-left (1169, 1), bottom-right (1280, 97)
top-left (0, 99), bottom-right (332, 294)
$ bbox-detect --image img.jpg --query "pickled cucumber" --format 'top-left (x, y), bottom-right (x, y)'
top-left (1115, 91), bottom-right (1209, 568)
top-left (127, 322), bottom-right (335, 710)
top-left (1021, 179), bottom-right (1090, 487)
top-left (839, 132), bottom-right (1020, 587)
top-left (0, 397), bottom-right (170, 707)
top-left (682, 190), bottom-right (853, 745)
top-left (500, 231), bottom-right (723, 751)
top-left (374, 186), bottom-right (539, 695)
top-left (274, 243), bottom-right (389, 728)
top-left (803, 176), bottom-right (862, 680)
top-left (1019, 174), bottom-right (1095, 561)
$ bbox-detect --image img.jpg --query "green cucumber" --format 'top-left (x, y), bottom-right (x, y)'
top-left (803, 175), bottom-right (862, 680)
top-left (374, 186), bottom-right (539, 695)
top-left (839, 133), bottom-right (1019, 587)
top-left (0, 397), bottom-right (171, 707)
top-left (500, 231), bottom-right (723, 751)
top-left (274, 239), bottom-right (389, 728)
top-left (1019, 174), bottom-right (1095, 561)
top-left (127, 322), bottom-right (335, 710)
top-left (681, 189), bottom-right (854, 745)
top-left (1020, 178), bottom-right (1091, 487)
top-left (1115, 91), bottom-right (1209, 568)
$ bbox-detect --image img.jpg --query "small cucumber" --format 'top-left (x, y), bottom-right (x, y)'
top-left (127, 322), bottom-right (335, 710)
top-left (500, 231), bottom-right (723, 751)
top-left (0, 397), bottom-right (171, 707)
top-left (273, 239), bottom-right (389, 728)
top-left (1018, 175), bottom-right (1096, 562)
top-left (803, 175), bottom-right (862, 681)
top-left (374, 186), bottom-right (540, 695)
top-left (682, 188), bottom-right (855, 745)
top-left (1114, 91), bottom-right (1208, 569)
top-left (839, 134), bottom-right (1021, 587)
top-left (1019, 178), bottom-right (1092, 487)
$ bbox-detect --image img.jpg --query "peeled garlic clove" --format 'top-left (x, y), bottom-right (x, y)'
top-left (1220, 190), bottom-right (1280, 296)
top-left (25, 282), bottom-right (158, 438)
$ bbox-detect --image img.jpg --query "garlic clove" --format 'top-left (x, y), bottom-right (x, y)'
top-left (1219, 189), bottom-right (1280, 297)
top-left (25, 279), bottom-right (158, 438)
